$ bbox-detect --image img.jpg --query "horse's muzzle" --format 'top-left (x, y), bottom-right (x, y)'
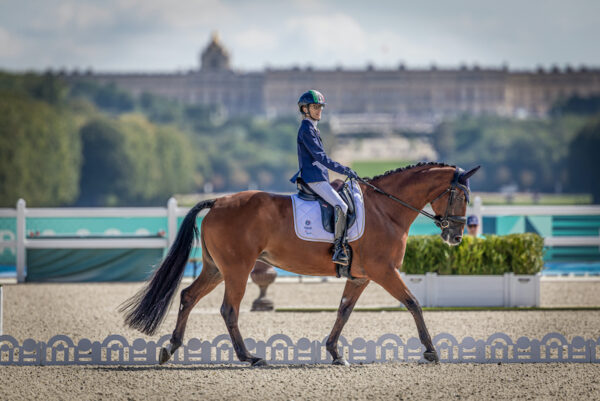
top-left (441, 229), bottom-right (463, 246)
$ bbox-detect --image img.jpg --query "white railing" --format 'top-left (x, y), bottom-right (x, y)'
top-left (1, 197), bottom-right (599, 283)
top-left (544, 236), bottom-right (600, 247)
top-left (0, 198), bottom-right (199, 283)
top-left (469, 197), bottom-right (600, 248)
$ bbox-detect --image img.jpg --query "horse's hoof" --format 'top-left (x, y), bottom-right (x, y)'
top-left (332, 358), bottom-right (350, 366)
top-left (251, 358), bottom-right (268, 367)
top-left (159, 347), bottom-right (171, 365)
top-left (424, 351), bottom-right (439, 363)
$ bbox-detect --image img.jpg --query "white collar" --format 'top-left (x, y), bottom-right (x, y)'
top-left (304, 118), bottom-right (318, 128)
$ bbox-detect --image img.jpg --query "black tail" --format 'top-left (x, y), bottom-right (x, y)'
top-left (119, 199), bottom-right (216, 335)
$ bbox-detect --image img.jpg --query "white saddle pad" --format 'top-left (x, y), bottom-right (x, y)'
top-left (290, 180), bottom-right (365, 243)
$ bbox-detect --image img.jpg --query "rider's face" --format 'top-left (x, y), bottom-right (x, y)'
top-left (308, 104), bottom-right (323, 120)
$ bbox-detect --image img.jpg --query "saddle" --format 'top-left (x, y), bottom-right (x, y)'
top-left (295, 178), bottom-right (357, 280)
top-left (295, 178), bottom-right (357, 234)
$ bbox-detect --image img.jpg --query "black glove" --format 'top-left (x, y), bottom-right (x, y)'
top-left (344, 168), bottom-right (359, 180)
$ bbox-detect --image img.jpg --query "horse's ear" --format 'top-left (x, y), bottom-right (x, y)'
top-left (460, 166), bottom-right (480, 182)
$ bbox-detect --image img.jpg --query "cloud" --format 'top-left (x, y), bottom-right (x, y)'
top-left (56, 2), bottom-right (113, 29)
top-left (286, 13), bottom-right (369, 60)
top-left (0, 0), bottom-right (241, 71)
top-left (114, 0), bottom-right (235, 29)
top-left (281, 13), bottom-right (466, 68)
top-left (26, 1), bottom-right (114, 33)
top-left (1, 0), bottom-right (599, 71)
top-left (232, 28), bottom-right (279, 52)
top-left (0, 27), bottom-right (23, 58)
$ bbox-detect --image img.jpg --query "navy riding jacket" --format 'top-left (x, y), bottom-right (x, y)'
top-left (290, 119), bottom-right (349, 183)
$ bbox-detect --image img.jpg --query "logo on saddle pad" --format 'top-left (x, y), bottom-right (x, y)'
top-left (303, 219), bottom-right (313, 235)
top-left (291, 181), bottom-right (365, 243)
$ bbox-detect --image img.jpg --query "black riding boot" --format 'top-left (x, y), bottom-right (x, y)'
top-left (332, 206), bottom-right (349, 266)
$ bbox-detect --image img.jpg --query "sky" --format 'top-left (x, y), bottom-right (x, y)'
top-left (1, 0), bottom-right (599, 73)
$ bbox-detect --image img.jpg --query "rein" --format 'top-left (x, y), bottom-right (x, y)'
top-left (354, 167), bottom-right (470, 229)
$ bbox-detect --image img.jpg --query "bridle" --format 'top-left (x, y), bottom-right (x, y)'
top-left (355, 167), bottom-right (470, 229)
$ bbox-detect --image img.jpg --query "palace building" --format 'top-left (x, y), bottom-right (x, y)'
top-left (73, 33), bottom-right (600, 133)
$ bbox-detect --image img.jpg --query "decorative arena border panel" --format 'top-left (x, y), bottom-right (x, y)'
top-left (1, 333), bottom-right (600, 365)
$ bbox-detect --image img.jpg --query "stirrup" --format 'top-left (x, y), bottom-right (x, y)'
top-left (336, 262), bottom-right (354, 280)
top-left (332, 242), bottom-right (349, 265)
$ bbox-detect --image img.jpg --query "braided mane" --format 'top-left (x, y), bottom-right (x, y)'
top-left (366, 162), bottom-right (456, 182)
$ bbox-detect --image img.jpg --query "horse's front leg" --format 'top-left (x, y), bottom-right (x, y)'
top-left (372, 267), bottom-right (439, 363)
top-left (326, 278), bottom-right (370, 366)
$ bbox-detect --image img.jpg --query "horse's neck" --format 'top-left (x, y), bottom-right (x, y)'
top-left (370, 167), bottom-right (453, 216)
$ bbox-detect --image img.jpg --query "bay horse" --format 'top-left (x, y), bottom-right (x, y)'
top-left (120, 162), bottom-right (479, 366)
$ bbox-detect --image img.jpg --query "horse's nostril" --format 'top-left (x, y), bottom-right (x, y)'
top-left (454, 235), bottom-right (463, 242)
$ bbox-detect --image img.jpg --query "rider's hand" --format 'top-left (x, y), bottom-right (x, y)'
top-left (345, 168), bottom-right (359, 180)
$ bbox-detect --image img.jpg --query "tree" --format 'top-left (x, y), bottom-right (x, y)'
top-left (139, 92), bottom-right (183, 124)
top-left (432, 115), bottom-right (588, 193)
top-left (155, 125), bottom-right (196, 198)
top-left (70, 80), bottom-right (135, 114)
top-left (78, 118), bottom-right (130, 206)
top-left (0, 91), bottom-right (80, 206)
top-left (78, 115), bottom-right (198, 206)
top-left (567, 117), bottom-right (600, 203)
top-left (551, 95), bottom-right (600, 116)
top-left (432, 121), bottom-right (456, 161)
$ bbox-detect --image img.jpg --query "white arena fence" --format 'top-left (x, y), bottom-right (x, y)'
top-left (0, 197), bottom-right (599, 283)
top-left (469, 198), bottom-right (600, 247)
top-left (1, 332), bottom-right (599, 365)
top-left (0, 198), bottom-right (200, 283)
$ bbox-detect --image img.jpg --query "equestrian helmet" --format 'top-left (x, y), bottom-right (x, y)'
top-left (298, 90), bottom-right (326, 114)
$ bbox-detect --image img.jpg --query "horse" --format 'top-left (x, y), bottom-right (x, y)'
top-left (120, 162), bottom-right (479, 366)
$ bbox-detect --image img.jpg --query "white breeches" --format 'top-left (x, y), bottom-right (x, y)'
top-left (307, 181), bottom-right (348, 214)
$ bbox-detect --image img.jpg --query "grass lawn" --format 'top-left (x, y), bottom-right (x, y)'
top-left (474, 192), bottom-right (593, 205)
top-left (352, 160), bottom-right (413, 178)
top-left (350, 161), bottom-right (593, 205)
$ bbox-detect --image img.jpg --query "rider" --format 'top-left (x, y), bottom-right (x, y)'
top-left (290, 90), bottom-right (359, 266)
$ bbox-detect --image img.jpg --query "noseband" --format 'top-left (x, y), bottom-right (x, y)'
top-left (429, 169), bottom-right (470, 229)
top-left (356, 167), bottom-right (470, 229)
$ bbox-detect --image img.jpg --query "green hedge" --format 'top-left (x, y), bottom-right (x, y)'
top-left (402, 234), bottom-right (544, 275)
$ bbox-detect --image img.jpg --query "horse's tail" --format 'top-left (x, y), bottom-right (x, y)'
top-left (119, 198), bottom-right (216, 336)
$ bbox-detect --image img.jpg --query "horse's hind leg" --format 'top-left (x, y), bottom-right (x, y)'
top-left (373, 268), bottom-right (439, 363)
top-left (326, 278), bottom-right (370, 366)
top-left (220, 268), bottom-right (267, 367)
top-left (159, 258), bottom-right (223, 364)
